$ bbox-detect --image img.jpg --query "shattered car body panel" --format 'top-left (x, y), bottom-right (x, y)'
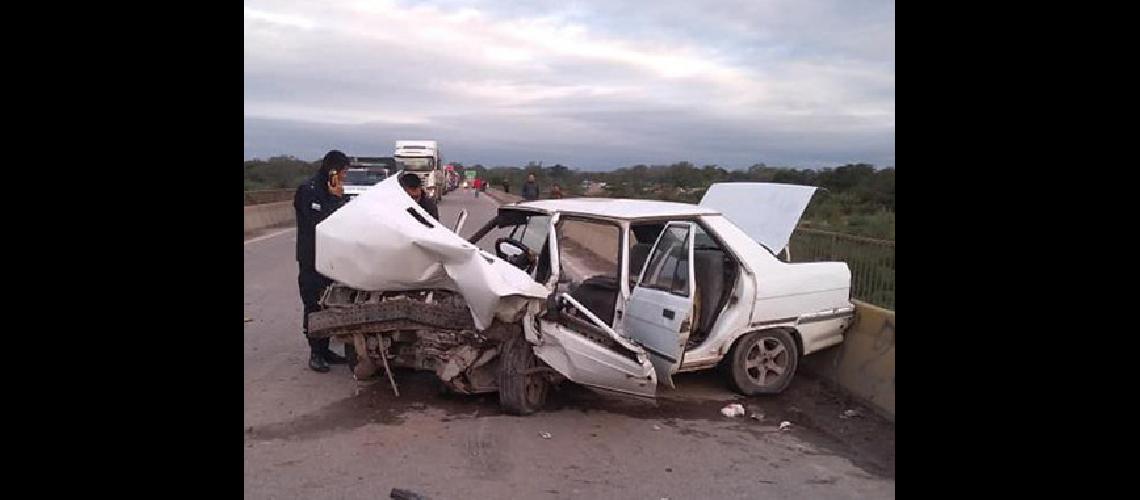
top-left (530, 294), bottom-right (657, 397)
top-left (315, 176), bottom-right (548, 330)
top-left (309, 289), bottom-right (516, 394)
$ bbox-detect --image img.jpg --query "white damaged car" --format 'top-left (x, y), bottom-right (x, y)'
top-left (309, 178), bottom-right (853, 414)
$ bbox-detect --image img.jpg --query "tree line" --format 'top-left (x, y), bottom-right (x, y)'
top-left (477, 162), bottom-right (894, 240)
top-left (244, 157), bottom-right (894, 239)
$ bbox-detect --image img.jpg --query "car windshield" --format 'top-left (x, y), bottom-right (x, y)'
top-left (510, 214), bottom-right (552, 251)
top-left (345, 170), bottom-right (386, 186)
top-left (470, 210), bottom-right (551, 251)
top-left (396, 157), bottom-right (435, 171)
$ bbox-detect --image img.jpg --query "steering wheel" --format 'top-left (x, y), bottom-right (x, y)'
top-left (494, 237), bottom-right (535, 272)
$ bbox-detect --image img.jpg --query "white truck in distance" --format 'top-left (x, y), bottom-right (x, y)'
top-left (394, 140), bottom-right (445, 203)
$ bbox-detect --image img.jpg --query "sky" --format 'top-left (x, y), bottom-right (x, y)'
top-left (244, 0), bottom-right (894, 169)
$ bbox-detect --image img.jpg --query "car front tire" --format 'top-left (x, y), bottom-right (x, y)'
top-left (497, 334), bottom-right (548, 415)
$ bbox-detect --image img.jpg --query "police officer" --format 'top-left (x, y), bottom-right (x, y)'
top-left (399, 173), bottom-right (440, 221)
top-left (294, 150), bottom-right (351, 372)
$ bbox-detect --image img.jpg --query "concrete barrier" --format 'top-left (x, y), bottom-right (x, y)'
top-left (801, 301), bottom-right (895, 421)
top-left (245, 201), bottom-right (295, 234)
top-left (484, 187), bottom-right (522, 205)
top-left (245, 189), bottom-right (296, 206)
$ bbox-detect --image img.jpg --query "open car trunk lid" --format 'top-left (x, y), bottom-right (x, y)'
top-left (699, 182), bottom-right (818, 254)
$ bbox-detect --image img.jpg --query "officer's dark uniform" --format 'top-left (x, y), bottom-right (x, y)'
top-left (294, 172), bottom-right (346, 356)
top-left (417, 193), bottom-right (440, 221)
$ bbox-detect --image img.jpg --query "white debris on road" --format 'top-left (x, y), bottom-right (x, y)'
top-left (721, 403), bottom-right (746, 418)
top-left (539, 432), bottom-right (552, 439)
top-left (779, 421), bottom-right (793, 431)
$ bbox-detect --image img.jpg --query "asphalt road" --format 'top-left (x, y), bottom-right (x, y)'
top-left (243, 189), bottom-right (895, 499)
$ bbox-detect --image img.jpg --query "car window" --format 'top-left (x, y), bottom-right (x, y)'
top-left (638, 225), bottom-right (690, 296)
top-left (557, 218), bottom-right (623, 325)
top-left (627, 223), bottom-right (664, 288)
top-left (511, 214), bottom-right (551, 251)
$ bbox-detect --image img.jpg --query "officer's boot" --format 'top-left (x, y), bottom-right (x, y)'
top-left (307, 336), bottom-right (331, 372)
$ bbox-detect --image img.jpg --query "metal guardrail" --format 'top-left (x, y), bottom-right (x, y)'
top-left (245, 189), bottom-right (295, 206)
top-left (790, 228), bottom-right (895, 310)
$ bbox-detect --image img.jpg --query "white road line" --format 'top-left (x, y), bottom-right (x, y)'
top-left (244, 227), bottom-right (295, 245)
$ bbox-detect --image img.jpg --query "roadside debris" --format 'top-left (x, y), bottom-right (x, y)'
top-left (841, 409), bottom-right (861, 419)
top-left (779, 421), bottom-right (793, 431)
top-left (653, 425), bottom-right (662, 430)
top-left (244, 317), bottom-right (253, 323)
top-left (721, 403), bottom-right (746, 418)
top-left (750, 412), bottom-right (764, 421)
top-left (540, 431), bottom-right (552, 439)
top-left (390, 488), bottom-right (430, 500)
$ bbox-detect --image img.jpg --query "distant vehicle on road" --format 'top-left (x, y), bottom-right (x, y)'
top-left (344, 156), bottom-right (394, 202)
top-left (444, 164), bottom-right (461, 194)
top-left (349, 156), bottom-right (394, 175)
top-left (342, 169), bottom-right (387, 201)
top-left (394, 140), bottom-right (445, 203)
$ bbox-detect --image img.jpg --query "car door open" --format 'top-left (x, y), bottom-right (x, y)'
top-left (622, 222), bottom-right (696, 388)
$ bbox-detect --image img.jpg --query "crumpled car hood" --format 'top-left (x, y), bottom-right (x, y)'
top-left (315, 176), bottom-right (549, 330)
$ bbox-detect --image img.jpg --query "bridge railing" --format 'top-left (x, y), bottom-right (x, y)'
top-left (789, 228), bottom-right (895, 310)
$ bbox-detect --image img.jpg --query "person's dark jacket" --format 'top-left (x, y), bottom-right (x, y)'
top-left (522, 181), bottom-right (540, 200)
top-left (416, 193), bottom-right (440, 221)
top-left (294, 173), bottom-right (346, 271)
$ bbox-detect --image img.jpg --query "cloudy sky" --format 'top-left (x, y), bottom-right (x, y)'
top-left (244, 0), bottom-right (894, 169)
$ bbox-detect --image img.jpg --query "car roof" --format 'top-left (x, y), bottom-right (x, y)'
top-left (507, 198), bottom-right (720, 220)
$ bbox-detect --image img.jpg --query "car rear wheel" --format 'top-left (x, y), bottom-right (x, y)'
top-left (727, 329), bottom-right (799, 395)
